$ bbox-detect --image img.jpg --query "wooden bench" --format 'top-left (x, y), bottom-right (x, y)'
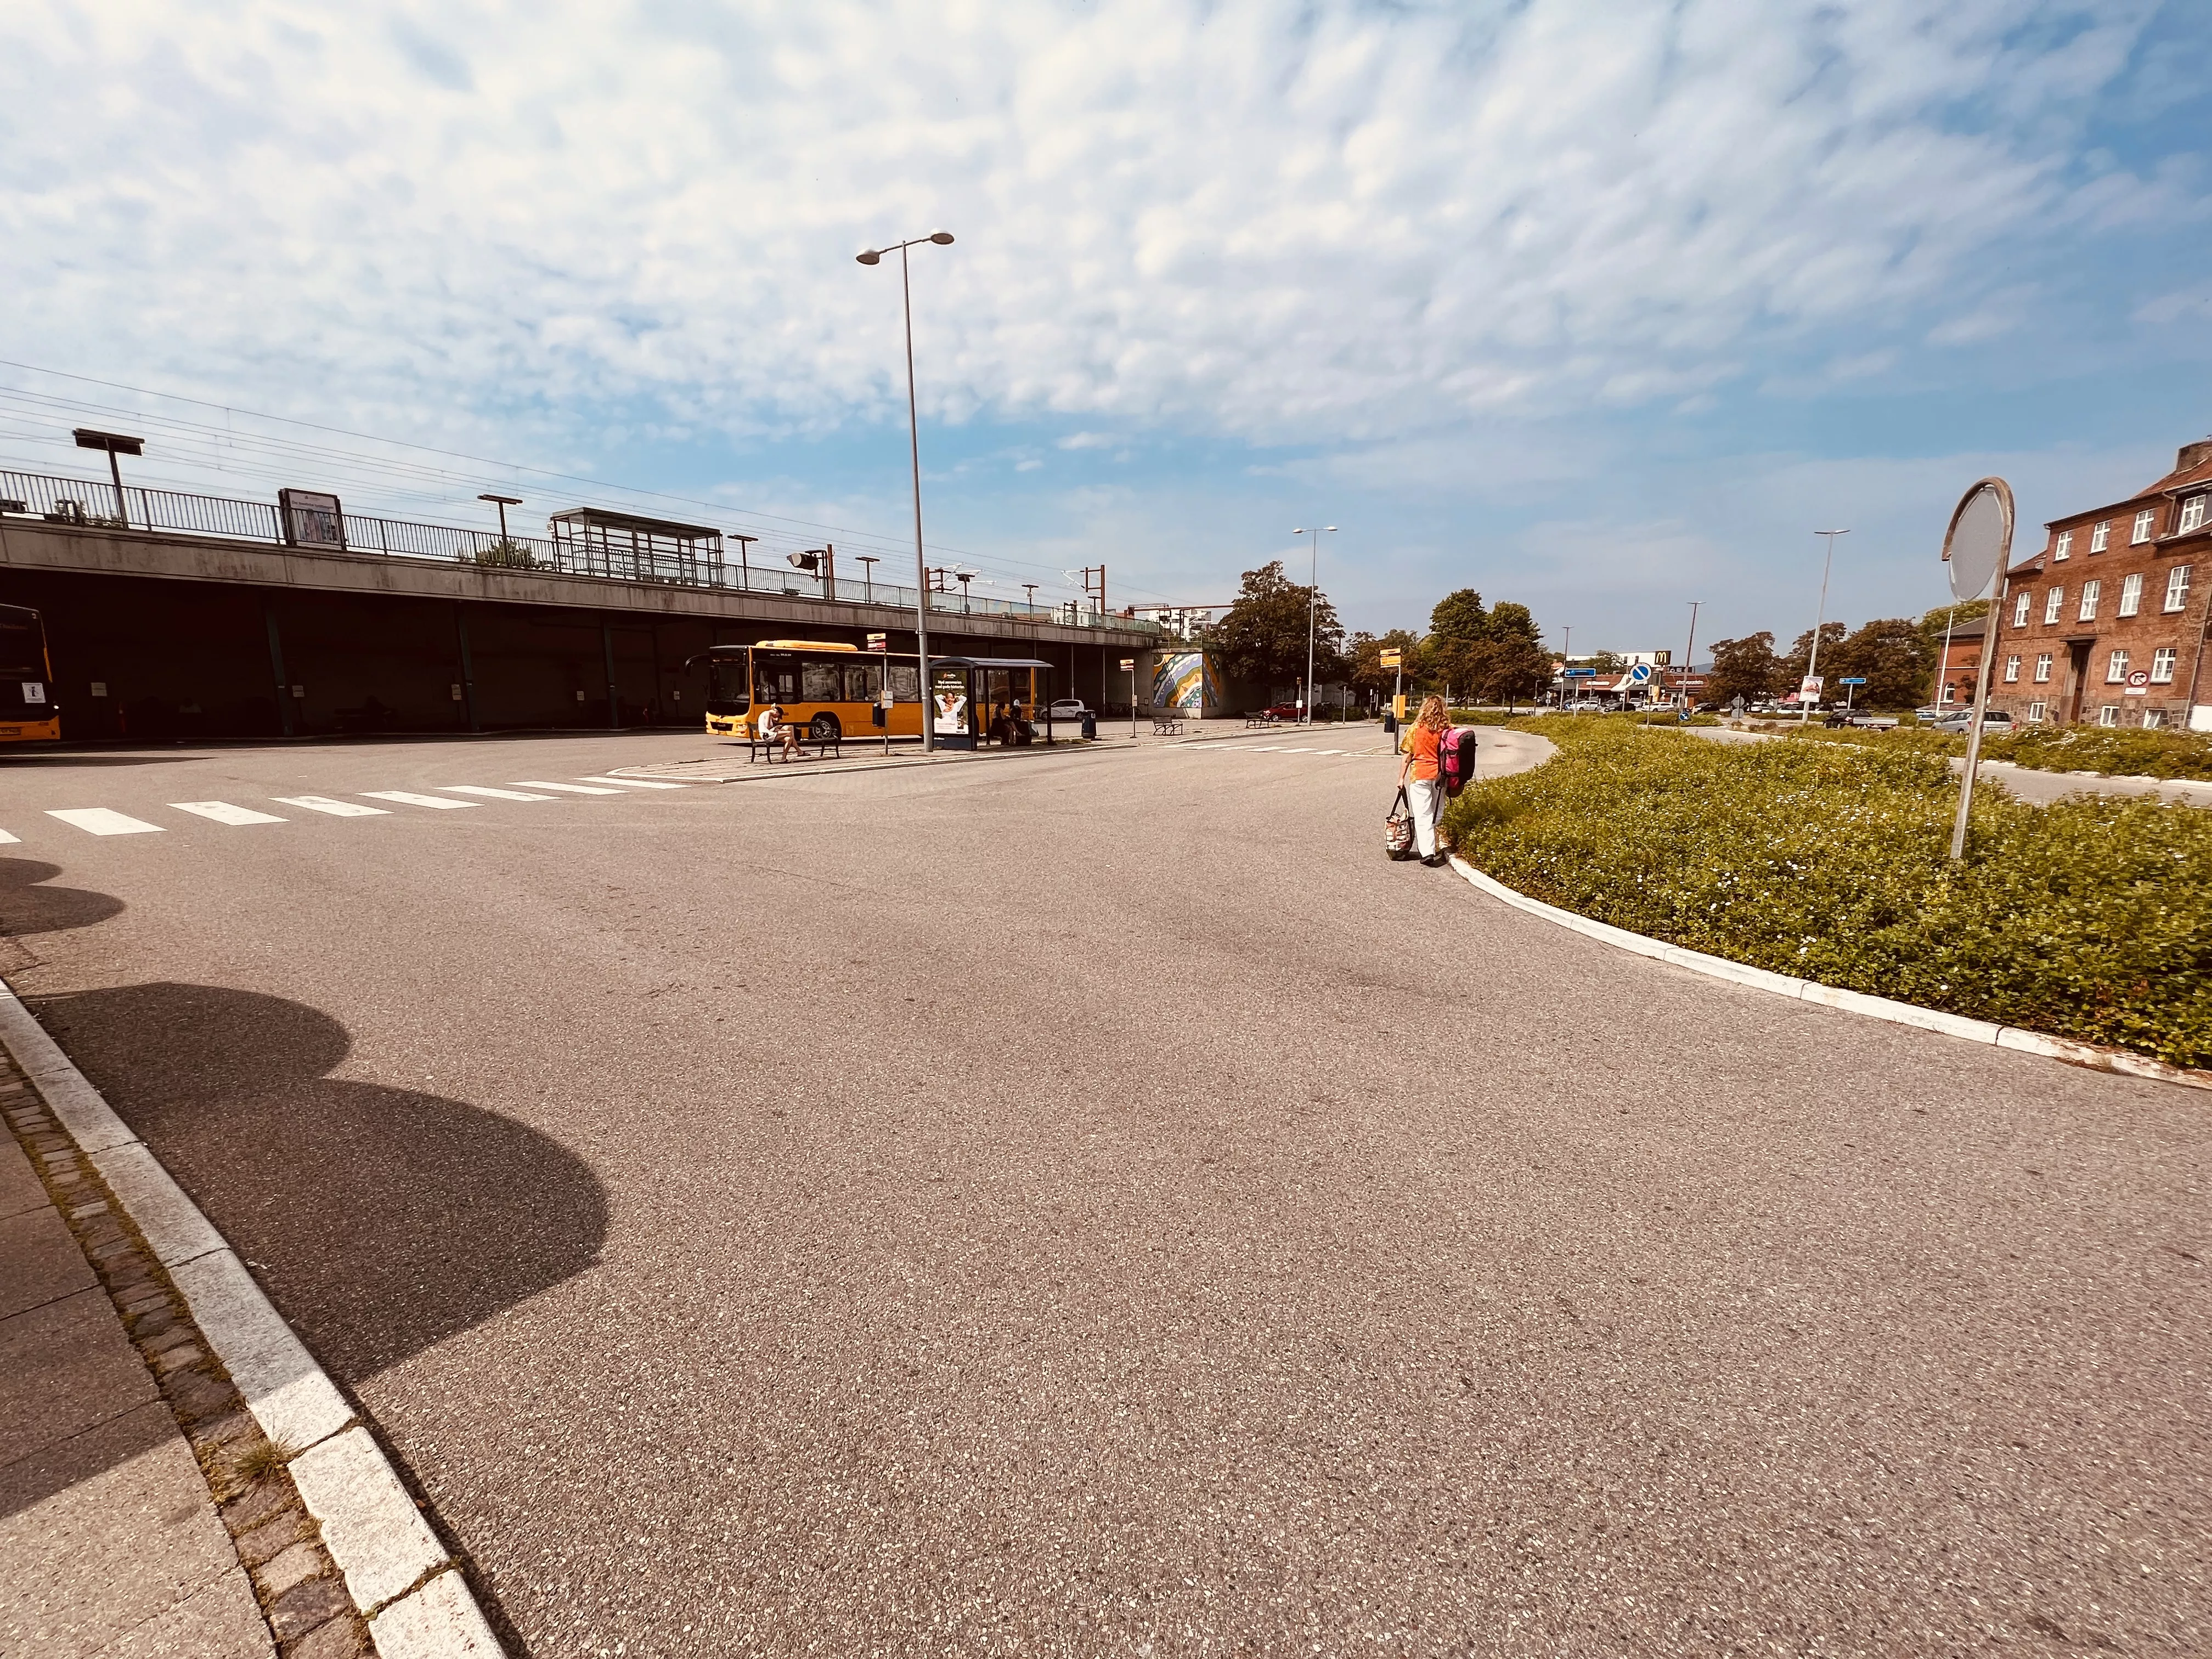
top-left (743, 727), bottom-right (843, 763)
top-left (1152, 713), bottom-right (1186, 736)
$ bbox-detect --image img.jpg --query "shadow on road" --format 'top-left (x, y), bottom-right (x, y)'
top-left (0, 858), bottom-right (126, 943)
top-left (28, 982), bottom-right (608, 1383)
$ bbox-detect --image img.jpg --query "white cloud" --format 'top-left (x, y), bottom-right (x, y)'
top-left (0, 0), bottom-right (2179, 456)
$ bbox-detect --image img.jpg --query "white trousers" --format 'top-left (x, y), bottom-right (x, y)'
top-left (1407, 777), bottom-right (1444, 858)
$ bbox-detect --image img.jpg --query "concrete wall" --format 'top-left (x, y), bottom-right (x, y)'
top-left (0, 520), bottom-right (1153, 742)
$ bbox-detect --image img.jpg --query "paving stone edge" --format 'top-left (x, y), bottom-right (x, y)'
top-left (1446, 856), bottom-right (2212, 1093)
top-left (0, 977), bottom-right (510, 1656)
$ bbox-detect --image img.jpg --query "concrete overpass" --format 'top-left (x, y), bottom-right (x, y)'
top-left (0, 516), bottom-right (1164, 742)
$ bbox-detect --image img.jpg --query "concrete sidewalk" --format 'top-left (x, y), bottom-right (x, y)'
top-left (0, 1060), bottom-right (273, 1658)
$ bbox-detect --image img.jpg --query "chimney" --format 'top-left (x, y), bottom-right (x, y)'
top-left (2180, 437), bottom-right (2212, 475)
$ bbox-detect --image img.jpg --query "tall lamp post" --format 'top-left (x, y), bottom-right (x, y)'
top-left (477, 493), bottom-right (521, 545)
top-left (1291, 524), bottom-right (1336, 724)
top-left (1681, 601), bottom-right (1702, 710)
top-left (1803, 529), bottom-right (1849, 725)
top-left (857, 555), bottom-right (879, 603)
top-left (857, 229), bottom-right (956, 751)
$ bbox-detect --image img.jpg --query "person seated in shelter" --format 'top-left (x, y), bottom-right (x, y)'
top-left (1008, 701), bottom-right (1035, 746)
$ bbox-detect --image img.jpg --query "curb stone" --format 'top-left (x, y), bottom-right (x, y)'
top-left (0, 975), bottom-right (509, 1656)
top-left (1446, 858), bottom-right (2212, 1093)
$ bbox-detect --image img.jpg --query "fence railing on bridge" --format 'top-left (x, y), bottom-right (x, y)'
top-left (0, 466), bottom-right (1162, 636)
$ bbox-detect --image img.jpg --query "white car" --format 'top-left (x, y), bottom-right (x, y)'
top-left (1037, 699), bottom-right (1090, 722)
top-left (1932, 709), bottom-right (2013, 734)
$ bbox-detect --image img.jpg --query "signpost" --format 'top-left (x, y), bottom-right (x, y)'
top-left (1838, 675), bottom-right (1866, 715)
top-left (1381, 648), bottom-right (1403, 725)
top-left (1942, 477), bottom-right (2015, 861)
top-left (1121, 658), bottom-right (1137, 736)
top-left (2124, 669), bottom-right (2150, 697)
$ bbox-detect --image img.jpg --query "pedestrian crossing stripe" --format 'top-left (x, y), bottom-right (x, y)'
top-left (441, 786), bottom-right (557, 802)
top-left (273, 796), bottom-right (389, 817)
top-left (171, 802), bottom-right (287, 826)
top-left (360, 791), bottom-right (478, 810)
top-left (512, 781), bottom-right (623, 795)
top-left (46, 809), bottom-right (163, 836)
top-left (576, 775), bottom-right (686, 789)
top-left (0, 831), bottom-right (17, 844)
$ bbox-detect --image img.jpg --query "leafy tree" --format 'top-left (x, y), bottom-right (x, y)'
top-left (1781, 622), bottom-right (1849, 693)
top-left (1825, 617), bottom-right (1936, 709)
top-left (1585, 650), bottom-right (1627, 674)
top-left (1485, 601), bottom-right (1543, 648)
top-left (1706, 633), bottom-right (1785, 705)
top-left (1465, 635), bottom-right (1554, 710)
top-left (1213, 560), bottom-right (1346, 692)
top-left (1428, 589), bottom-right (1490, 648)
top-left (1346, 628), bottom-right (1423, 702)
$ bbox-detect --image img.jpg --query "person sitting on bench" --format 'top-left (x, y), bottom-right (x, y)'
top-left (758, 701), bottom-right (802, 759)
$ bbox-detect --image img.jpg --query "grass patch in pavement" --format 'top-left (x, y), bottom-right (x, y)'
top-left (1442, 718), bottom-right (2212, 1067)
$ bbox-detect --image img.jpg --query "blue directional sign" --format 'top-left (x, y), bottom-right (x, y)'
top-left (1562, 667), bottom-right (1598, 677)
top-left (1838, 677), bottom-right (1867, 685)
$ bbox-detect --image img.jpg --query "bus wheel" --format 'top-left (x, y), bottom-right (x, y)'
top-left (809, 713), bottom-right (841, 740)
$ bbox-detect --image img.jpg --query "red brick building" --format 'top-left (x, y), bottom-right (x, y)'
top-left (1929, 617), bottom-right (1985, 710)
top-left (1985, 437), bottom-right (2212, 731)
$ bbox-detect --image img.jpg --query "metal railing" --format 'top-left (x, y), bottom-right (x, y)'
top-left (0, 465), bottom-right (1164, 636)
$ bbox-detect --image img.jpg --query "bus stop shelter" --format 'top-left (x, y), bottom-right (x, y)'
top-left (928, 656), bottom-right (1053, 749)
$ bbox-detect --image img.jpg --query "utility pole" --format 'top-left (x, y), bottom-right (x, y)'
top-left (1804, 531), bottom-right (1849, 725)
top-left (857, 555), bottom-right (879, 603)
top-left (1682, 601), bottom-right (1702, 709)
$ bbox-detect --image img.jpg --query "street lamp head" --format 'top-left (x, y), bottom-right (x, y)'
top-left (928, 230), bottom-right (955, 245)
top-left (855, 249), bottom-right (883, 266)
top-left (477, 493), bottom-right (522, 506)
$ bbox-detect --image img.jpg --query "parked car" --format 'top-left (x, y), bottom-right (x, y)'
top-left (1259, 702), bottom-right (1304, 720)
top-left (1037, 698), bottom-right (1090, 723)
top-left (1847, 713), bottom-right (1900, 730)
top-left (1932, 709), bottom-right (2013, 734)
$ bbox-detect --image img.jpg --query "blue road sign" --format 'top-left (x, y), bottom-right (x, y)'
top-left (1562, 667), bottom-right (1598, 677)
top-left (1838, 677), bottom-right (1867, 685)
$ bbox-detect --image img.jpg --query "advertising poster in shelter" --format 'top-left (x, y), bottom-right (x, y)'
top-left (931, 664), bottom-right (970, 736)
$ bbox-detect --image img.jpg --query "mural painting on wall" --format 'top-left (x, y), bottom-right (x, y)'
top-left (1152, 652), bottom-right (1217, 714)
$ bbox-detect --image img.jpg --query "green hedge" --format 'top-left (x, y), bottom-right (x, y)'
top-left (1442, 719), bottom-right (2212, 1066)
top-left (1780, 720), bottom-right (2212, 781)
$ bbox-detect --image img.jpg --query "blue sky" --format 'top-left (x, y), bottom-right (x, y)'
top-left (3, 0), bottom-right (2208, 652)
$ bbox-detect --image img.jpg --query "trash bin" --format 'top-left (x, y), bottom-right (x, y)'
top-left (1080, 712), bottom-right (1097, 740)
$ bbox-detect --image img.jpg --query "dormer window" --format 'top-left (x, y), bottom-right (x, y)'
top-left (2054, 531), bottom-right (2072, 560)
top-left (2134, 508), bottom-right (2157, 544)
top-left (2090, 521), bottom-right (2111, 552)
top-left (2182, 493), bottom-right (2209, 535)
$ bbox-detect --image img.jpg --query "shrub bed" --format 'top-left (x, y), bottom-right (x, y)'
top-left (1442, 719), bottom-right (2212, 1066)
top-left (1778, 720), bottom-right (2212, 781)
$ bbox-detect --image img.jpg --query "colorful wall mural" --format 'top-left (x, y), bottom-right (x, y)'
top-left (1151, 651), bottom-right (1218, 713)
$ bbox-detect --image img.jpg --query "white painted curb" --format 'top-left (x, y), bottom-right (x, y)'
top-left (0, 975), bottom-right (507, 1654)
top-left (1447, 859), bottom-right (2212, 1092)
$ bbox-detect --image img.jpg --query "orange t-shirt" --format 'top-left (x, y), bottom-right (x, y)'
top-left (1408, 724), bottom-right (1441, 781)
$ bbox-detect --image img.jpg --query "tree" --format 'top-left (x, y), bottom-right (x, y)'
top-left (1824, 617), bottom-right (1936, 710)
top-left (1918, 599), bottom-right (1990, 662)
top-left (1781, 622), bottom-right (1849, 693)
top-left (1706, 633), bottom-right (1785, 706)
top-left (1462, 635), bottom-right (1554, 710)
top-left (1428, 589), bottom-right (1489, 649)
top-left (1346, 628), bottom-right (1422, 703)
top-left (1212, 560), bottom-right (1346, 694)
top-left (1585, 650), bottom-right (1627, 674)
top-left (1485, 601), bottom-right (1543, 648)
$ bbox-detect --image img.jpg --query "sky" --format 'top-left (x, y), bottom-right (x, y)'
top-left (3, 0), bottom-right (2209, 651)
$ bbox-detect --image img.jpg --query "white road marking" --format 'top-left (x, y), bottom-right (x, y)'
top-left (274, 796), bottom-right (390, 817)
top-left (512, 780), bottom-right (623, 795)
top-left (0, 830), bottom-right (17, 844)
top-left (439, 785), bottom-right (557, 802)
top-left (47, 809), bottom-right (165, 836)
top-left (576, 775), bottom-right (686, 789)
top-left (171, 801), bottom-right (289, 826)
top-left (360, 791), bottom-right (479, 810)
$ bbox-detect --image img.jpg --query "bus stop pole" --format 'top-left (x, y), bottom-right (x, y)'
top-left (901, 244), bottom-right (933, 754)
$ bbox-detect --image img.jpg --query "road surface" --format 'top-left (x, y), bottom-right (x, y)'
top-left (0, 726), bottom-right (2202, 1656)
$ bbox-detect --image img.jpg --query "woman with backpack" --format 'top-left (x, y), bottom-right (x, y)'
top-left (1396, 695), bottom-right (1452, 867)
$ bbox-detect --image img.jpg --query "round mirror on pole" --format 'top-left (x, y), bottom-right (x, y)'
top-left (1943, 478), bottom-right (2013, 605)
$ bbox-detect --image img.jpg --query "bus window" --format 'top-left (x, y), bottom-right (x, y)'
top-left (841, 663), bottom-right (878, 703)
top-left (802, 660), bottom-right (843, 702)
top-left (755, 662), bottom-right (799, 703)
top-left (706, 659), bottom-right (751, 708)
top-left (888, 663), bottom-right (920, 702)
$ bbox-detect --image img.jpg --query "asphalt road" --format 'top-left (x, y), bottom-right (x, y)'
top-left (0, 726), bottom-right (2204, 1657)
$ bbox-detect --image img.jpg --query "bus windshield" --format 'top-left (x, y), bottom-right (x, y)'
top-left (705, 657), bottom-right (751, 710)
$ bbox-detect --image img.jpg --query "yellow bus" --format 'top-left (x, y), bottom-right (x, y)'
top-left (688, 640), bottom-right (1054, 748)
top-left (0, 605), bottom-right (60, 744)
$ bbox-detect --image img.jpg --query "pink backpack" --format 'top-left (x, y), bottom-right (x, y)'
top-left (1437, 726), bottom-right (1479, 797)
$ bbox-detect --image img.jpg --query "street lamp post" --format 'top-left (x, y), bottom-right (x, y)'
top-left (857, 555), bottom-right (879, 603)
top-left (72, 428), bottom-right (144, 528)
top-left (1803, 529), bottom-right (1849, 725)
top-left (477, 493), bottom-right (521, 545)
top-left (1681, 601), bottom-right (1702, 710)
top-left (857, 229), bottom-right (956, 752)
top-left (730, 533), bottom-right (757, 590)
top-left (1291, 525), bottom-right (1336, 724)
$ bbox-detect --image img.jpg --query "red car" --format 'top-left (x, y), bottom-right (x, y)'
top-left (1259, 703), bottom-right (1304, 721)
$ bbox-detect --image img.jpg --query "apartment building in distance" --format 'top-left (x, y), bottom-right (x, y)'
top-left (1985, 436), bottom-right (2212, 731)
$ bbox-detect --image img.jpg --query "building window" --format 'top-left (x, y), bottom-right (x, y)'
top-left (2152, 646), bottom-right (2177, 682)
top-left (2079, 580), bottom-right (2101, 622)
top-left (2090, 521), bottom-right (2110, 552)
top-left (2096, 705), bottom-right (2118, 726)
top-left (2054, 530), bottom-right (2073, 560)
top-left (2013, 591), bottom-right (2032, 628)
top-left (2107, 649), bottom-right (2129, 683)
top-left (2004, 655), bottom-right (2021, 683)
top-left (2166, 565), bottom-right (2193, 612)
top-left (2027, 701), bottom-right (2047, 723)
top-left (2119, 572), bottom-right (2143, 617)
top-left (2134, 509), bottom-right (2158, 544)
top-left (2145, 708), bottom-right (2167, 729)
top-left (2044, 588), bottom-right (2064, 624)
top-left (2034, 653), bottom-right (2053, 683)
top-left (2183, 494), bottom-right (2209, 535)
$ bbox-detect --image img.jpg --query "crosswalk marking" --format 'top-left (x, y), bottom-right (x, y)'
top-left (0, 830), bottom-right (17, 844)
top-left (512, 781), bottom-right (623, 795)
top-left (171, 802), bottom-right (288, 826)
top-left (273, 796), bottom-right (390, 817)
top-left (440, 786), bottom-right (557, 802)
top-left (576, 775), bottom-right (685, 789)
top-left (48, 809), bottom-right (163, 837)
top-left (360, 791), bottom-right (478, 810)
